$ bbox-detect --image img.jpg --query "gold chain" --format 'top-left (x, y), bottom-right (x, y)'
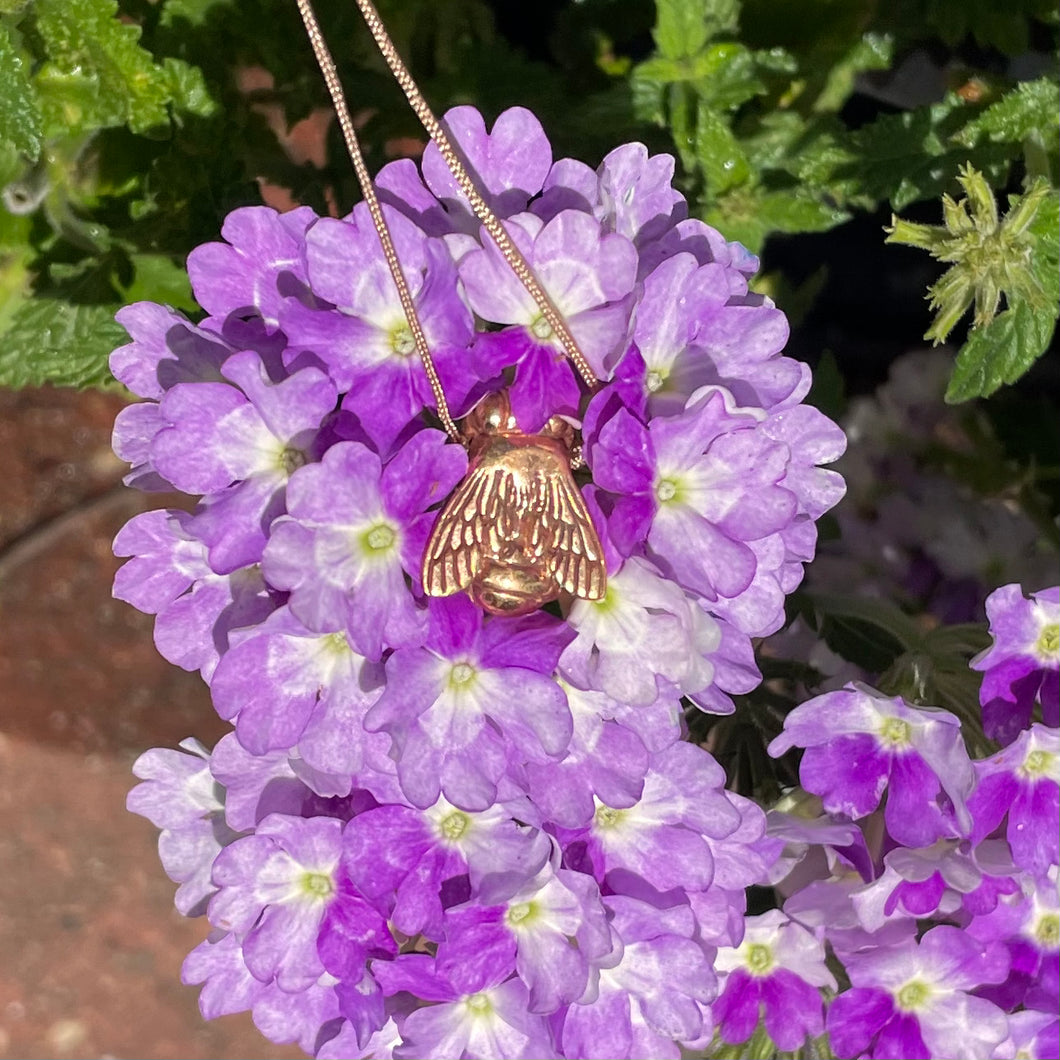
top-left (351, 0), bottom-right (598, 390)
top-left (295, 0), bottom-right (460, 440)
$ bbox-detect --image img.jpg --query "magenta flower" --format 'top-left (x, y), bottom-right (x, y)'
top-left (827, 926), bottom-right (1011, 1060)
top-left (972, 584), bottom-right (1059, 745)
top-left (262, 432), bottom-right (466, 659)
top-left (968, 724), bottom-right (1060, 875)
top-left (712, 909), bottom-right (836, 1052)
top-left (768, 683), bottom-right (977, 846)
top-left (365, 595), bottom-right (574, 810)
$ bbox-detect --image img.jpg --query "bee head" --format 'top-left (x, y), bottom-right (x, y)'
top-left (462, 389), bottom-right (518, 440)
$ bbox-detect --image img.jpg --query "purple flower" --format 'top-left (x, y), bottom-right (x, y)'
top-left (826, 926), bottom-right (1011, 1060)
top-left (594, 142), bottom-right (686, 247)
top-left (455, 210), bottom-right (637, 429)
top-left (152, 351), bottom-right (337, 571)
top-left (112, 509), bottom-right (276, 680)
top-left (558, 895), bottom-right (717, 1060)
top-left (590, 386), bottom-right (808, 635)
top-left (422, 106), bottom-right (554, 229)
top-left (127, 739), bottom-right (239, 916)
top-left (341, 789), bottom-right (552, 942)
top-left (185, 205), bottom-right (317, 331)
top-left (991, 1010), bottom-right (1059, 1060)
top-left (521, 682), bottom-right (650, 828)
top-left (966, 873), bottom-right (1059, 1013)
top-left (968, 724), bottom-right (1059, 875)
top-left (561, 741), bottom-right (742, 895)
top-left (373, 953), bottom-right (555, 1060)
top-left (280, 205), bottom-right (476, 450)
top-left (712, 909), bottom-right (836, 1052)
top-left (440, 864), bottom-right (611, 1014)
top-left (851, 840), bottom-right (1020, 930)
top-left (208, 813), bottom-right (349, 991)
top-left (365, 595), bottom-right (573, 810)
top-left (768, 684), bottom-right (976, 846)
top-left (210, 605), bottom-right (389, 780)
top-left (972, 584), bottom-right (1059, 745)
top-left (262, 431), bottom-right (466, 660)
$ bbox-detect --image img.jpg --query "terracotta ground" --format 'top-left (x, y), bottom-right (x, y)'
top-left (0, 386), bottom-right (302, 1060)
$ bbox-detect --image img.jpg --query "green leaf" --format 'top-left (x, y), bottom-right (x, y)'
top-left (814, 31), bottom-right (893, 113)
top-left (946, 300), bottom-right (1057, 402)
top-left (161, 57), bottom-right (218, 119)
top-left (955, 77), bottom-right (1060, 151)
top-left (805, 95), bottom-right (1012, 211)
top-left (33, 0), bottom-right (173, 137)
top-left (159, 0), bottom-right (238, 28)
top-left (705, 185), bottom-right (849, 253)
top-left (799, 592), bottom-right (921, 674)
top-left (0, 20), bottom-right (42, 160)
top-left (118, 253), bottom-right (197, 312)
top-left (694, 104), bottom-right (751, 194)
top-left (653, 0), bottom-right (740, 61)
top-left (0, 298), bottom-right (124, 388)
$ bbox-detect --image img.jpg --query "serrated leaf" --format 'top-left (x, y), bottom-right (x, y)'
top-left (691, 43), bottom-right (764, 111)
top-left (955, 78), bottom-right (1060, 150)
top-left (695, 104), bottom-right (751, 195)
top-left (0, 298), bottom-right (124, 388)
top-left (161, 57), bottom-right (218, 119)
top-left (705, 185), bottom-right (849, 253)
top-left (33, 0), bottom-right (173, 137)
top-left (812, 95), bottom-right (1012, 211)
top-left (0, 21), bottom-right (42, 160)
top-left (653, 0), bottom-right (740, 61)
top-left (946, 300), bottom-right (1057, 402)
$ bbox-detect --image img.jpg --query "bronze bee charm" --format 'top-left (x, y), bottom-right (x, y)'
top-left (423, 391), bottom-right (607, 617)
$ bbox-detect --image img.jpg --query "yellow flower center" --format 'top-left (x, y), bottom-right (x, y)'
top-left (594, 804), bottom-right (626, 830)
top-left (1037, 622), bottom-right (1058, 659)
top-left (440, 810), bottom-right (470, 841)
top-left (505, 901), bottom-right (538, 928)
top-left (654, 476), bottom-right (682, 504)
top-left (361, 523), bottom-right (396, 553)
top-left (464, 992), bottom-right (493, 1016)
top-left (390, 324), bottom-right (415, 357)
top-left (300, 871), bottom-right (334, 900)
top-left (280, 446), bottom-right (307, 474)
top-left (878, 716), bottom-right (913, 748)
top-left (448, 662), bottom-right (476, 689)
top-left (746, 942), bottom-right (774, 976)
top-left (530, 316), bottom-right (553, 341)
top-left (645, 368), bottom-right (667, 393)
top-left (1034, 912), bottom-right (1059, 949)
top-left (895, 979), bottom-right (932, 1011)
top-left (1020, 749), bottom-right (1055, 780)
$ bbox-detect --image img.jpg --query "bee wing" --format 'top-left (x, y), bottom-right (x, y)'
top-left (541, 469), bottom-right (607, 601)
top-left (422, 464), bottom-right (504, 596)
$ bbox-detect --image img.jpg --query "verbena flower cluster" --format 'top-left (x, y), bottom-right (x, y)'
top-left (114, 105), bottom-right (1058, 1060)
top-left (115, 105), bottom-right (843, 1058)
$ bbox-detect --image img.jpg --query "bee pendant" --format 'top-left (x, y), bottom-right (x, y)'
top-left (423, 390), bottom-right (607, 617)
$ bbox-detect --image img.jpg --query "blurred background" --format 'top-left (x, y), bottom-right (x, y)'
top-left (1, 0), bottom-right (1057, 1057)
